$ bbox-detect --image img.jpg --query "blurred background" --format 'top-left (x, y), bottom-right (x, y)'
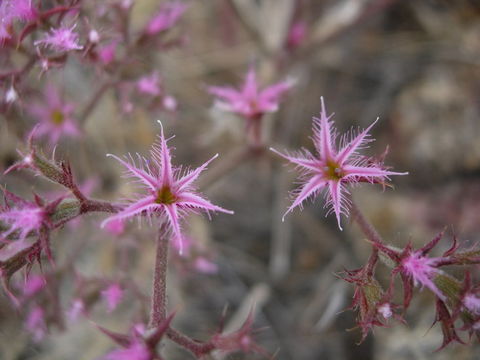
top-left (1, 0), bottom-right (480, 359)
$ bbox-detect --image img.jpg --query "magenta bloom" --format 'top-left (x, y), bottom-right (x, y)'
top-left (145, 1), bottom-right (188, 35)
top-left (271, 97), bottom-right (407, 229)
top-left (208, 66), bottom-right (293, 120)
top-left (137, 72), bottom-right (161, 96)
top-left (34, 24), bottom-right (83, 52)
top-left (0, 0), bottom-right (36, 40)
top-left (101, 283), bottom-right (124, 313)
top-left (25, 306), bottom-right (47, 342)
top-left (28, 83), bottom-right (81, 145)
top-left (22, 274), bottom-right (46, 297)
top-left (0, 193), bottom-right (46, 242)
top-left (101, 122), bottom-right (233, 252)
top-left (401, 251), bottom-right (445, 301)
top-left (98, 41), bottom-right (118, 65)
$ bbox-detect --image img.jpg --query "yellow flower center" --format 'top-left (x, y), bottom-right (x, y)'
top-left (155, 186), bottom-right (177, 204)
top-left (323, 160), bottom-right (343, 180)
top-left (51, 109), bottom-right (65, 125)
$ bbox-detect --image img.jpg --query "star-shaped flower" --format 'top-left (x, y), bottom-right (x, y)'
top-left (27, 83), bottom-right (81, 146)
top-left (101, 122), bottom-right (233, 253)
top-left (208, 66), bottom-right (293, 121)
top-left (271, 97), bottom-right (407, 229)
top-left (34, 24), bottom-right (83, 52)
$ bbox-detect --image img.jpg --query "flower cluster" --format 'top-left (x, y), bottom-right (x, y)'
top-left (343, 229), bottom-right (480, 349)
top-left (2, 0), bottom-right (479, 357)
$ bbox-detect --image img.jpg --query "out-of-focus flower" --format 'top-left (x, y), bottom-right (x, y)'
top-left (0, 0), bottom-right (36, 41)
top-left (172, 235), bottom-right (218, 274)
top-left (104, 218), bottom-right (126, 236)
top-left (21, 274), bottom-right (45, 298)
top-left (137, 72), bottom-right (161, 96)
top-left (162, 95), bottom-right (177, 112)
top-left (98, 41), bottom-right (118, 65)
top-left (208, 66), bottom-right (293, 121)
top-left (271, 97), bottom-right (407, 229)
top-left (88, 29), bottom-right (100, 44)
top-left (34, 24), bottom-right (83, 52)
top-left (145, 1), bottom-right (188, 36)
top-left (28, 83), bottom-right (81, 145)
top-left (101, 283), bottom-right (124, 313)
top-left (25, 306), bottom-right (47, 342)
top-left (463, 294), bottom-right (480, 315)
top-left (102, 122), bottom-right (233, 253)
top-left (67, 298), bottom-right (86, 322)
top-left (286, 20), bottom-right (307, 50)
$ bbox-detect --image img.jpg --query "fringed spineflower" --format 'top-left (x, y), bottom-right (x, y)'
top-left (101, 122), bottom-right (233, 253)
top-left (373, 231), bottom-right (451, 308)
top-left (270, 97), bottom-right (407, 229)
top-left (34, 24), bottom-right (83, 52)
top-left (208, 66), bottom-right (293, 121)
top-left (145, 1), bottom-right (188, 36)
top-left (27, 83), bottom-right (81, 145)
top-left (0, 0), bottom-right (36, 41)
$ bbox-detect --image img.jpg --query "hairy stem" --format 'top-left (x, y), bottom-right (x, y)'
top-left (149, 225), bottom-right (169, 328)
top-left (350, 200), bottom-right (384, 245)
top-left (166, 327), bottom-right (215, 357)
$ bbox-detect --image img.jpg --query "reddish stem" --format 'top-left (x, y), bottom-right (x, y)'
top-left (149, 226), bottom-right (169, 328)
top-left (166, 327), bottom-right (215, 357)
top-left (350, 200), bottom-right (384, 246)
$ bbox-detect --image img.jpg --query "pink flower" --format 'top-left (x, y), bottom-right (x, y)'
top-left (162, 95), bottom-right (177, 111)
top-left (25, 306), bottom-right (47, 342)
top-left (373, 231), bottom-right (451, 308)
top-left (463, 294), bottom-right (480, 315)
top-left (136, 72), bottom-right (161, 96)
top-left (208, 66), bottom-right (293, 120)
top-left (67, 299), bottom-right (86, 322)
top-left (401, 251), bottom-right (445, 301)
top-left (0, 192), bottom-right (46, 242)
top-left (0, 0), bottom-right (36, 40)
top-left (145, 1), bottom-right (188, 35)
top-left (286, 21), bottom-right (307, 49)
top-left (28, 83), bottom-right (81, 145)
top-left (101, 283), bottom-right (124, 313)
top-left (22, 274), bottom-right (46, 297)
top-left (194, 257), bottom-right (218, 274)
top-left (172, 235), bottom-right (218, 274)
top-left (101, 122), bottom-right (233, 253)
top-left (34, 24), bottom-right (83, 52)
top-left (98, 41), bottom-right (118, 65)
top-left (270, 97), bottom-right (407, 229)
top-left (104, 218), bottom-right (126, 236)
